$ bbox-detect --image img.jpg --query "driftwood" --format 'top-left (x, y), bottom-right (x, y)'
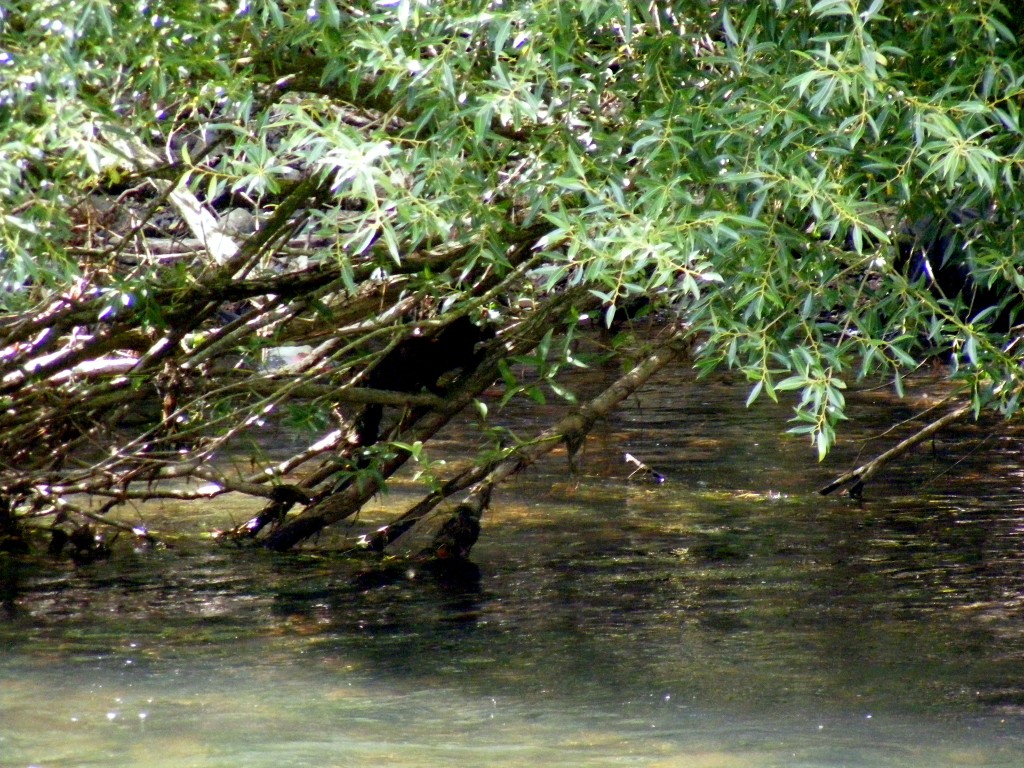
top-left (818, 399), bottom-right (973, 498)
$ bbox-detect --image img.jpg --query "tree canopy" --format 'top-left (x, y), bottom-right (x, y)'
top-left (1, 0), bottom-right (1022, 555)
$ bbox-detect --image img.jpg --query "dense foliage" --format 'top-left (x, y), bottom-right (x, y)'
top-left (1, 1), bottom-right (1022, 550)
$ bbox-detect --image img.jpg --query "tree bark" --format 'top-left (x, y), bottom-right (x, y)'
top-left (365, 326), bottom-right (694, 555)
top-left (262, 288), bottom-right (591, 550)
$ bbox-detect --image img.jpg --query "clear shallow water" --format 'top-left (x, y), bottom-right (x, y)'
top-left (2, 369), bottom-right (1024, 767)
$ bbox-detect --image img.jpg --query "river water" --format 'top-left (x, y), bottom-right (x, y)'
top-left (2, 365), bottom-right (1023, 767)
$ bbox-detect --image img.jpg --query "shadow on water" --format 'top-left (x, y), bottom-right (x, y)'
top-left (2, 368), bottom-right (1024, 766)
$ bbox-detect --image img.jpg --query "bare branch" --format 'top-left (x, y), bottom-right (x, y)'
top-left (364, 326), bottom-right (694, 553)
top-left (818, 400), bottom-right (973, 497)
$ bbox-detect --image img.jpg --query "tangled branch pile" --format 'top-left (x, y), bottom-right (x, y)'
top-left (2, 1), bottom-right (1022, 555)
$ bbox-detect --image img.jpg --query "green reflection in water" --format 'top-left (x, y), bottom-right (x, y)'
top-left (3, 371), bottom-right (1024, 767)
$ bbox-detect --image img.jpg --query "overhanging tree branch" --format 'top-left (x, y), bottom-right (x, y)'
top-left (365, 325), bottom-right (695, 556)
top-left (818, 399), bottom-right (974, 498)
top-left (261, 287), bottom-right (592, 551)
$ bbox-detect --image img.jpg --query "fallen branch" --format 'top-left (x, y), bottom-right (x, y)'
top-left (260, 288), bottom-right (592, 550)
top-left (818, 399), bottom-right (973, 498)
top-left (363, 326), bottom-right (694, 555)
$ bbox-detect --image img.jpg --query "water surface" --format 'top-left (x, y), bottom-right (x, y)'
top-left (2, 368), bottom-right (1023, 767)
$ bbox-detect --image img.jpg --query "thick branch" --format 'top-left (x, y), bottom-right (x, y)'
top-left (365, 327), bottom-right (694, 552)
top-left (262, 288), bottom-right (592, 550)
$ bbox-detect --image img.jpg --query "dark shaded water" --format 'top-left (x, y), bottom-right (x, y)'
top-left (2, 368), bottom-right (1024, 766)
